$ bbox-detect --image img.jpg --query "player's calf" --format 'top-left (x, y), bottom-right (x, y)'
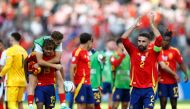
top-left (27, 74), bottom-right (38, 107)
top-left (55, 70), bottom-right (68, 108)
top-left (112, 102), bottom-right (119, 109)
top-left (170, 98), bottom-right (177, 109)
top-left (36, 102), bottom-right (43, 109)
top-left (121, 102), bottom-right (129, 109)
top-left (86, 104), bottom-right (95, 109)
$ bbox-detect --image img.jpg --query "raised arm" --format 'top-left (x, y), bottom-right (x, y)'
top-left (149, 12), bottom-right (161, 37)
top-left (149, 12), bottom-right (163, 52)
top-left (121, 17), bottom-right (141, 39)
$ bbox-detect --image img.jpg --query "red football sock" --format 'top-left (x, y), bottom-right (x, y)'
top-left (28, 95), bottom-right (34, 105)
top-left (59, 93), bottom-right (66, 103)
top-left (95, 104), bottom-right (101, 109)
top-left (0, 101), bottom-right (4, 109)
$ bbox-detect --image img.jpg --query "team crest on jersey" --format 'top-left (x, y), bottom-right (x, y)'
top-left (168, 53), bottom-right (173, 59)
top-left (162, 55), bottom-right (168, 61)
top-left (140, 55), bottom-right (145, 68)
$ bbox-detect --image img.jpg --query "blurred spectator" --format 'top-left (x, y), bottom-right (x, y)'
top-left (0, 0), bottom-right (190, 78)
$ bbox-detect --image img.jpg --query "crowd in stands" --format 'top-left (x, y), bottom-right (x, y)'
top-left (0, 0), bottom-right (190, 77)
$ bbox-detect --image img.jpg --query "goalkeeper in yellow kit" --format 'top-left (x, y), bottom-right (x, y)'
top-left (0, 32), bottom-right (28, 109)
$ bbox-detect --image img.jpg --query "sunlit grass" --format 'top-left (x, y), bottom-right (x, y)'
top-left (23, 101), bottom-right (190, 109)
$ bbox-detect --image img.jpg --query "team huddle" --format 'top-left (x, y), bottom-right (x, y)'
top-left (0, 13), bottom-right (189, 109)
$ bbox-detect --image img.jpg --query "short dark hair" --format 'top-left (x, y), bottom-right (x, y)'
top-left (51, 31), bottom-right (63, 40)
top-left (80, 33), bottom-right (92, 44)
top-left (11, 32), bottom-right (22, 42)
top-left (138, 33), bottom-right (151, 40)
top-left (164, 30), bottom-right (172, 38)
top-left (116, 38), bottom-right (122, 45)
top-left (43, 39), bottom-right (56, 50)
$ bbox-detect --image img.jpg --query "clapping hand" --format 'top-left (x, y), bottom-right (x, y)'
top-left (184, 75), bottom-right (189, 83)
top-left (134, 16), bottom-right (142, 28)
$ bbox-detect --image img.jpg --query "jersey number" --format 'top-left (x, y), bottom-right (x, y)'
top-left (150, 95), bottom-right (154, 103)
top-left (50, 96), bottom-right (55, 106)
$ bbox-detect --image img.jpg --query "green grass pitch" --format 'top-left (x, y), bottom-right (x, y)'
top-left (23, 100), bottom-right (190, 109)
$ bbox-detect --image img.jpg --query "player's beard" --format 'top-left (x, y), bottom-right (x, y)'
top-left (138, 45), bottom-right (147, 52)
top-left (162, 44), bottom-right (170, 50)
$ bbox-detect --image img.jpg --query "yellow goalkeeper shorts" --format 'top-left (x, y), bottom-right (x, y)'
top-left (6, 86), bottom-right (26, 102)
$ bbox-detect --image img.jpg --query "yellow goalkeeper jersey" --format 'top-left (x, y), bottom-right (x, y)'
top-left (0, 44), bottom-right (28, 86)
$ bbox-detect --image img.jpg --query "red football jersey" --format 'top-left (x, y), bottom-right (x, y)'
top-left (148, 42), bottom-right (154, 49)
top-left (71, 47), bottom-right (90, 85)
top-left (121, 36), bottom-right (162, 88)
top-left (27, 52), bottom-right (56, 86)
top-left (158, 47), bottom-right (183, 84)
top-left (26, 52), bottom-right (38, 73)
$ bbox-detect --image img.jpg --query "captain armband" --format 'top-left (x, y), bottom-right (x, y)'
top-left (153, 46), bottom-right (162, 52)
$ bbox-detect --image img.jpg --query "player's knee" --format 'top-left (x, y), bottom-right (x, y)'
top-left (112, 104), bottom-right (117, 109)
top-left (112, 102), bottom-right (119, 108)
top-left (29, 74), bottom-right (38, 81)
top-left (87, 104), bottom-right (95, 109)
top-left (30, 81), bottom-right (37, 88)
top-left (36, 102), bottom-right (43, 109)
top-left (29, 75), bottom-right (38, 86)
top-left (27, 83), bottom-right (36, 94)
top-left (122, 102), bottom-right (129, 109)
top-left (57, 80), bottom-right (63, 88)
top-left (56, 72), bottom-right (64, 83)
